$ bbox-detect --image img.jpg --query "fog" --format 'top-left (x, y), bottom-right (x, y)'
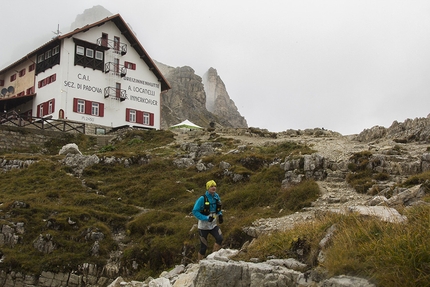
top-left (2, 0), bottom-right (430, 134)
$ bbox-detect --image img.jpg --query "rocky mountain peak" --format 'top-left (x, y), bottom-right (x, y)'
top-left (203, 68), bottom-right (248, 128)
top-left (69, 5), bottom-right (113, 31)
top-left (155, 61), bottom-right (248, 129)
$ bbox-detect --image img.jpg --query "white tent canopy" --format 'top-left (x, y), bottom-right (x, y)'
top-left (169, 119), bottom-right (203, 130)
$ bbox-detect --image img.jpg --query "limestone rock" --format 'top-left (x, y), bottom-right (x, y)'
top-left (203, 68), bottom-right (247, 128)
top-left (356, 116), bottom-right (430, 143)
top-left (59, 143), bottom-right (82, 155)
top-left (155, 61), bottom-right (248, 130)
top-left (346, 206), bottom-right (407, 223)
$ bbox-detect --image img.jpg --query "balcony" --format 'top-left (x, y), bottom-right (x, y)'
top-left (104, 87), bottom-right (127, 102)
top-left (97, 38), bottom-right (127, 55)
top-left (105, 62), bottom-right (127, 77)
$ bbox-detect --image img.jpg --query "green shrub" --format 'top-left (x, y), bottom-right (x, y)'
top-left (402, 170), bottom-right (430, 187)
top-left (277, 180), bottom-right (320, 211)
top-left (223, 166), bottom-right (284, 209)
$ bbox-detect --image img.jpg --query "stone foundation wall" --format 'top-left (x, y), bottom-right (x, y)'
top-left (0, 126), bottom-right (61, 151)
top-left (0, 267), bottom-right (114, 287)
top-left (0, 125), bottom-right (116, 152)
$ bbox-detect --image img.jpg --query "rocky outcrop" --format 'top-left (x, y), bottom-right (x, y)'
top-left (155, 61), bottom-right (248, 130)
top-left (0, 159), bottom-right (36, 172)
top-left (0, 264), bottom-right (114, 287)
top-left (109, 249), bottom-right (376, 287)
top-left (203, 68), bottom-right (247, 128)
top-left (355, 114), bottom-right (430, 143)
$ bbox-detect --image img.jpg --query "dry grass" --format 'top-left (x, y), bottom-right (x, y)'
top-left (1, 128), bottom-right (429, 285)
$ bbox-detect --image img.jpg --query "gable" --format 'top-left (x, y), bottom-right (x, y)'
top-left (0, 14), bottom-right (170, 92)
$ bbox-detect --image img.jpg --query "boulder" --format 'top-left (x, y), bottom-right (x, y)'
top-left (59, 143), bottom-right (82, 155)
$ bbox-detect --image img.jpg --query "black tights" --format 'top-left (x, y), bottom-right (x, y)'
top-left (198, 226), bottom-right (223, 255)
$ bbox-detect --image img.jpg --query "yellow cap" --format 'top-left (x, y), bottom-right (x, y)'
top-left (206, 180), bottom-right (217, 190)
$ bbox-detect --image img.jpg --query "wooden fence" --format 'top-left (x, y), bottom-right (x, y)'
top-left (0, 111), bottom-right (85, 134)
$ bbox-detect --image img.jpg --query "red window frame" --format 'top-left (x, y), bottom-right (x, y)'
top-left (124, 61), bottom-right (136, 70)
top-left (38, 74), bottom-right (56, 88)
top-left (37, 99), bottom-right (55, 117)
top-left (73, 98), bottom-right (104, 117)
top-left (26, 87), bottom-right (34, 95)
top-left (125, 108), bottom-right (154, 126)
top-left (10, 74), bottom-right (16, 82)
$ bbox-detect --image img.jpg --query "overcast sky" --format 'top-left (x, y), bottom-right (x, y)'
top-left (2, 0), bottom-right (430, 135)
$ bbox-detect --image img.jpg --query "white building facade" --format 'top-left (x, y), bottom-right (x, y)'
top-left (0, 14), bottom-right (170, 133)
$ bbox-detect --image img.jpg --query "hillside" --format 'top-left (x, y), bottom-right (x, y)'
top-left (0, 116), bottom-right (429, 286)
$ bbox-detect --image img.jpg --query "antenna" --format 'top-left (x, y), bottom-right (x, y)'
top-left (52, 24), bottom-right (61, 37)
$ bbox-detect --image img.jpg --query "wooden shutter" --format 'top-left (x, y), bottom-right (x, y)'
top-left (73, 98), bottom-right (78, 112)
top-left (85, 100), bottom-right (92, 115)
top-left (136, 110), bottom-right (143, 124)
top-left (150, 113), bottom-right (154, 126)
top-left (99, 103), bottom-right (104, 117)
top-left (43, 102), bottom-right (49, 116)
top-left (125, 108), bottom-right (130, 121)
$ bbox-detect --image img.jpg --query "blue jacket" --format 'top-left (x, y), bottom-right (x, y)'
top-left (192, 191), bottom-right (222, 229)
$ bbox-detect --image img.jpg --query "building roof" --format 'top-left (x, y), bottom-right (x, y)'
top-left (0, 14), bottom-right (171, 92)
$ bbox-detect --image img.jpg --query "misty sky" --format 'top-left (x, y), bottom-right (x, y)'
top-left (2, 0), bottom-right (430, 135)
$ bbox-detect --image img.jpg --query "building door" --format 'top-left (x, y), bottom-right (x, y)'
top-left (101, 33), bottom-right (108, 47)
top-left (116, 82), bottom-right (121, 99)
top-left (114, 36), bottom-right (120, 52)
top-left (114, 58), bottom-right (119, 73)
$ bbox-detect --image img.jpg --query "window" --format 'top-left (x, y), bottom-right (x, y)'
top-left (115, 82), bottom-right (121, 98)
top-left (52, 45), bottom-right (59, 55)
top-left (26, 87), bottom-right (34, 94)
top-left (95, 51), bottom-right (103, 60)
top-left (0, 80), bottom-right (4, 86)
top-left (19, 69), bottom-right (26, 77)
top-left (17, 91), bottom-right (25, 97)
top-left (10, 74), bottom-right (16, 82)
top-left (86, 48), bottom-right (94, 58)
top-left (74, 39), bottom-right (105, 71)
top-left (38, 74), bottom-right (56, 88)
top-left (114, 36), bottom-right (120, 52)
top-left (126, 109), bottom-right (154, 126)
top-left (143, 113), bottom-right (150, 125)
top-left (35, 98), bottom-right (55, 117)
top-left (124, 61), bottom-right (136, 70)
top-left (129, 110), bottom-right (136, 123)
top-left (101, 33), bottom-right (108, 47)
top-left (29, 64), bottom-right (35, 72)
top-left (77, 46), bottom-right (84, 55)
top-left (36, 43), bottom-right (61, 75)
top-left (73, 98), bottom-right (104, 117)
top-left (77, 99), bottom-right (85, 113)
top-left (91, 102), bottom-right (99, 116)
top-left (48, 101), bottom-right (53, 114)
top-left (114, 58), bottom-right (120, 73)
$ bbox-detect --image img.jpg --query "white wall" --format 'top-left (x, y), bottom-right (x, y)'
top-left (39, 20), bottom-right (162, 129)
